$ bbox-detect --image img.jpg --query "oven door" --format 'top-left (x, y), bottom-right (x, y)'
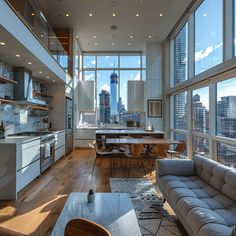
top-left (40, 140), bottom-right (55, 173)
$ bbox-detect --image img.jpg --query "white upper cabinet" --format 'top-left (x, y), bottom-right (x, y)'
top-left (128, 81), bottom-right (144, 112)
top-left (78, 81), bottom-right (95, 112)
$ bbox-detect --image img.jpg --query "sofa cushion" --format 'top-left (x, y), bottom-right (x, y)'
top-left (186, 207), bottom-right (228, 233)
top-left (198, 223), bottom-right (233, 236)
top-left (222, 170), bottom-right (236, 202)
top-left (157, 159), bottom-right (195, 177)
top-left (193, 155), bottom-right (218, 183)
top-left (193, 155), bottom-right (236, 202)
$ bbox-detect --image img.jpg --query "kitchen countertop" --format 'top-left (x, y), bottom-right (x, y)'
top-left (76, 126), bottom-right (145, 130)
top-left (96, 129), bottom-right (165, 134)
top-left (0, 136), bottom-right (40, 144)
top-left (53, 130), bottom-right (65, 134)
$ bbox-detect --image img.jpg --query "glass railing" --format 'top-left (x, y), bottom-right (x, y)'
top-left (6, 0), bottom-right (70, 71)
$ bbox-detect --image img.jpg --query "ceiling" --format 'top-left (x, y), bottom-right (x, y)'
top-left (37, 0), bottom-right (191, 52)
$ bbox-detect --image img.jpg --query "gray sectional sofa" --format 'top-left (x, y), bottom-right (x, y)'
top-left (157, 155), bottom-right (236, 236)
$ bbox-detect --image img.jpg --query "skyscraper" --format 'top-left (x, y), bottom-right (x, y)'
top-left (99, 90), bottom-right (110, 123)
top-left (110, 71), bottom-right (118, 117)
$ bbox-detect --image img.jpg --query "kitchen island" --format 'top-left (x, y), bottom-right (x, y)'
top-left (74, 127), bottom-right (165, 148)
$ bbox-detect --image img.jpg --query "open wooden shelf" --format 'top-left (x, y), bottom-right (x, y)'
top-left (33, 91), bottom-right (53, 98)
top-left (0, 98), bottom-right (18, 104)
top-left (0, 76), bottom-right (18, 84)
top-left (0, 98), bottom-right (52, 111)
top-left (28, 105), bottom-right (50, 111)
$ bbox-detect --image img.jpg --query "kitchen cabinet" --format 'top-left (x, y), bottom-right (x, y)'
top-left (55, 131), bottom-right (65, 162)
top-left (16, 139), bottom-right (40, 192)
top-left (74, 128), bottom-right (96, 148)
top-left (78, 81), bottom-right (94, 112)
top-left (0, 137), bottom-right (40, 199)
top-left (128, 81), bottom-right (144, 112)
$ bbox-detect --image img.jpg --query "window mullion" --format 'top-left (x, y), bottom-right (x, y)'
top-left (188, 12), bottom-right (195, 79)
top-left (223, 0), bottom-right (234, 61)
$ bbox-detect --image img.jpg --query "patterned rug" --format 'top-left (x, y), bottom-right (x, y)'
top-left (110, 178), bottom-right (182, 236)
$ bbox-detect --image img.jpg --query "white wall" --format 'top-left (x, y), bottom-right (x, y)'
top-left (145, 43), bottom-right (164, 131)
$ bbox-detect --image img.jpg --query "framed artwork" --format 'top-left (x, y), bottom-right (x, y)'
top-left (147, 99), bottom-right (162, 118)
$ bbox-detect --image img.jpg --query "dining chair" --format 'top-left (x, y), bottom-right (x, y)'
top-left (167, 141), bottom-right (186, 158)
top-left (124, 144), bottom-right (146, 177)
top-left (91, 141), bottom-right (122, 175)
top-left (0, 226), bottom-right (27, 236)
top-left (64, 218), bottom-right (111, 236)
top-left (91, 140), bottom-right (113, 174)
top-left (150, 143), bottom-right (169, 172)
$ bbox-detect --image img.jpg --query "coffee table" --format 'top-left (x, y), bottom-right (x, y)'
top-left (51, 192), bottom-right (142, 236)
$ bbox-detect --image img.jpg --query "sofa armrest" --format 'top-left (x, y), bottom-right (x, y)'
top-left (157, 159), bottom-right (195, 177)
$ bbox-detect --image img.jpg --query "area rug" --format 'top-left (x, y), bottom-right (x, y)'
top-left (110, 178), bottom-right (182, 236)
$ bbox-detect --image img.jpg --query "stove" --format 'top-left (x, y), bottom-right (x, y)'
top-left (8, 131), bottom-right (56, 173)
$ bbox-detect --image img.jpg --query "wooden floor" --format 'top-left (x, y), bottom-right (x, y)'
top-left (0, 149), bottom-right (167, 236)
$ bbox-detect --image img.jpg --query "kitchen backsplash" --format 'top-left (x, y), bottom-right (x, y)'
top-left (0, 84), bottom-right (47, 136)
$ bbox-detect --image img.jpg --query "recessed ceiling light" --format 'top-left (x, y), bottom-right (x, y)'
top-left (0, 42), bottom-right (6, 46)
top-left (112, 13), bottom-right (116, 16)
top-left (28, 62), bottom-right (32, 65)
top-left (130, 35), bottom-right (133, 38)
top-left (66, 13), bottom-right (69, 17)
top-left (76, 35), bottom-right (79, 38)
top-left (89, 13), bottom-right (93, 16)
top-left (148, 35), bottom-right (152, 38)
top-left (31, 12), bottom-right (35, 16)
top-left (16, 54), bottom-right (20, 57)
top-left (128, 42), bottom-right (131, 46)
top-left (160, 13), bottom-right (163, 16)
top-left (93, 35), bottom-right (97, 38)
top-left (39, 71), bottom-right (42, 74)
top-left (112, 43), bottom-right (115, 46)
top-left (94, 42), bottom-right (98, 46)
top-left (46, 76), bottom-right (50, 79)
top-left (136, 13), bottom-right (139, 17)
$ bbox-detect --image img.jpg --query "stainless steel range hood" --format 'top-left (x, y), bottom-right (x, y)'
top-left (14, 67), bottom-right (46, 105)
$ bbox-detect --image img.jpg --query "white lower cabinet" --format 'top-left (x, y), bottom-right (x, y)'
top-left (74, 129), bottom-right (96, 148)
top-left (16, 139), bottom-right (40, 193)
top-left (0, 138), bottom-right (41, 199)
top-left (55, 131), bottom-right (65, 162)
top-left (16, 159), bottom-right (40, 192)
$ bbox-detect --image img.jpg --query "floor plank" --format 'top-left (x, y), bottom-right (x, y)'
top-left (0, 149), bottom-right (170, 236)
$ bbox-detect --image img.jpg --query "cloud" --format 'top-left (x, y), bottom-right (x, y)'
top-left (195, 42), bottom-right (222, 62)
top-left (100, 83), bottom-right (110, 92)
top-left (85, 73), bottom-right (94, 80)
top-left (91, 60), bottom-right (96, 65)
top-left (134, 71), bottom-right (141, 80)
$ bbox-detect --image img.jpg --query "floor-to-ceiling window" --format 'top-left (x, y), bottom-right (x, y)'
top-left (80, 53), bottom-right (145, 125)
top-left (174, 23), bottom-right (188, 86)
top-left (168, 0), bottom-right (236, 167)
top-left (194, 0), bottom-right (223, 75)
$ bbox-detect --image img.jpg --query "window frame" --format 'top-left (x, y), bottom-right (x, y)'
top-left (80, 52), bottom-right (145, 124)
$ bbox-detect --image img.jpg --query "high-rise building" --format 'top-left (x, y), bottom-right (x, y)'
top-left (193, 94), bottom-right (208, 133)
top-left (217, 96), bottom-right (236, 138)
top-left (99, 90), bottom-right (110, 123)
top-left (110, 71), bottom-right (118, 117)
